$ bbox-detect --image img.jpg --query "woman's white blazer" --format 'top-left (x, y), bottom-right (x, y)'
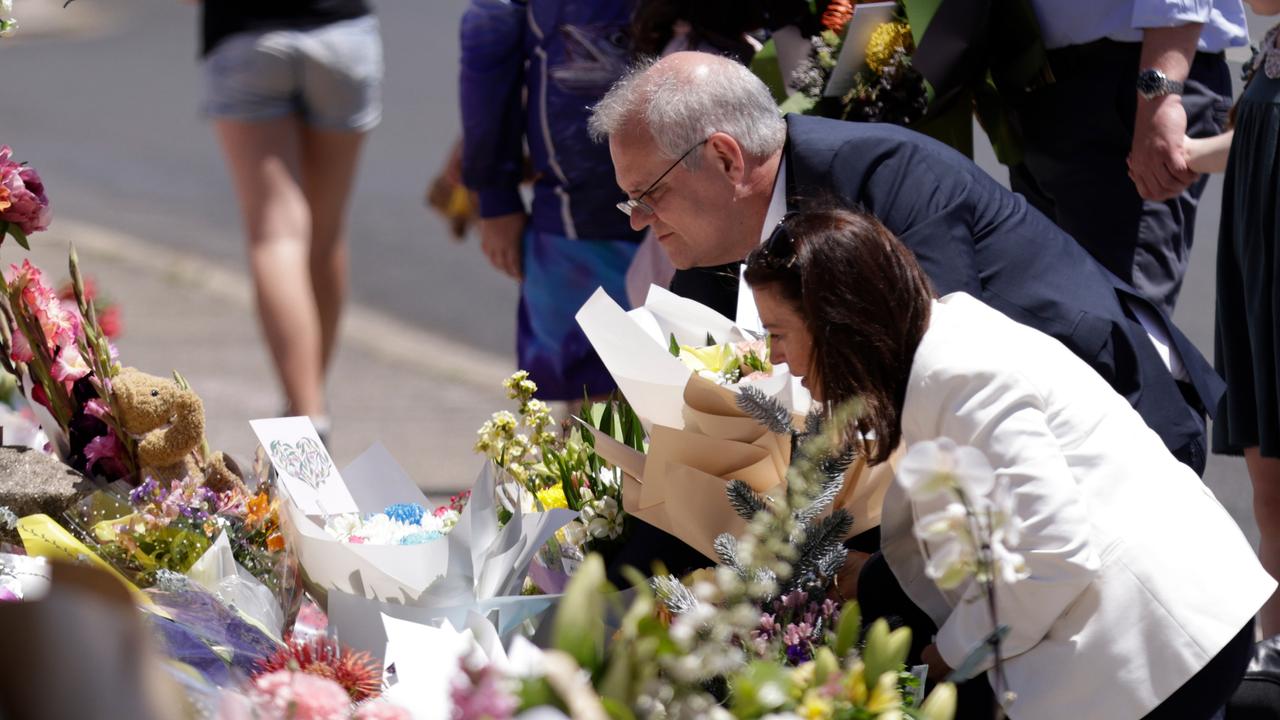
top-left (882, 293), bottom-right (1275, 719)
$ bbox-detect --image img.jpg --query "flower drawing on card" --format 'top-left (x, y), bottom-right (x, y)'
top-left (269, 437), bottom-right (333, 493)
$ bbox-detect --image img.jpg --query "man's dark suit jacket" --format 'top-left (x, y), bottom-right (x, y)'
top-left (615, 114), bottom-right (1224, 583)
top-left (676, 114), bottom-right (1223, 464)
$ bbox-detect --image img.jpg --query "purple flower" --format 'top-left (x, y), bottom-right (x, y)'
top-left (785, 643), bottom-right (811, 665)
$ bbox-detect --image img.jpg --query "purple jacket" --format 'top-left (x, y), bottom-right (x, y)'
top-left (459, 0), bottom-right (642, 242)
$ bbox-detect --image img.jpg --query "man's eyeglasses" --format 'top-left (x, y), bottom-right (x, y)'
top-left (616, 139), bottom-right (708, 218)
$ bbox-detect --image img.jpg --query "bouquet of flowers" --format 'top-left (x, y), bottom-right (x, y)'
top-left (0, 251), bottom-right (139, 482)
top-left (674, 335), bottom-right (773, 386)
top-left (576, 285), bottom-right (828, 559)
top-left (473, 371), bottom-right (638, 592)
top-left (0, 144), bottom-right (51, 247)
top-left (258, 418), bottom-right (574, 654)
top-left (324, 500), bottom-right (464, 546)
top-left (784, 1), bottom-right (928, 125)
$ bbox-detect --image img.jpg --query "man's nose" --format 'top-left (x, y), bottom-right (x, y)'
top-left (629, 207), bottom-right (654, 232)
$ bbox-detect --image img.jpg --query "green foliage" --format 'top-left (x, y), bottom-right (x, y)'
top-left (552, 554), bottom-right (607, 672)
top-left (862, 618), bottom-right (912, 689)
top-left (833, 600), bottom-right (862, 659)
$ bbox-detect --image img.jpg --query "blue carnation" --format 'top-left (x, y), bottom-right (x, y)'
top-left (383, 503), bottom-right (426, 526)
top-left (399, 531), bottom-right (443, 545)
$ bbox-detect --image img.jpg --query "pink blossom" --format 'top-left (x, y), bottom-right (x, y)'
top-left (8, 329), bottom-right (32, 363)
top-left (248, 670), bottom-right (351, 720)
top-left (0, 146), bottom-right (51, 236)
top-left (52, 346), bottom-right (90, 384)
top-left (83, 398), bottom-right (108, 419)
top-left (84, 433), bottom-right (122, 473)
top-left (353, 703), bottom-right (412, 720)
top-left (6, 260), bottom-right (79, 351)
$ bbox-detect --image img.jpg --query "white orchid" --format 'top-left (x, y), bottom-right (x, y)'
top-left (897, 438), bottom-right (995, 501)
top-left (899, 439), bottom-right (1029, 590)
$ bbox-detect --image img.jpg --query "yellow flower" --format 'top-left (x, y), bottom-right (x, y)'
top-left (798, 690), bottom-right (834, 720)
top-left (865, 671), bottom-right (903, 713)
top-left (865, 21), bottom-right (914, 74)
top-left (678, 343), bottom-right (737, 374)
top-left (536, 484), bottom-right (569, 510)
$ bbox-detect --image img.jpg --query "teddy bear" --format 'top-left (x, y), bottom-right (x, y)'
top-left (111, 367), bottom-right (245, 494)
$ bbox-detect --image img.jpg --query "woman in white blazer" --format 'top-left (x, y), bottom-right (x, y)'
top-left (743, 206), bottom-right (1275, 720)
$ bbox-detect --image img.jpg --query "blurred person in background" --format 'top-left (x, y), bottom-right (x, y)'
top-left (459, 0), bottom-right (642, 404)
top-left (200, 0), bottom-right (383, 439)
top-left (1008, 0), bottom-right (1246, 316)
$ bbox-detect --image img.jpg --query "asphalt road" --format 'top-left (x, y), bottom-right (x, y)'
top-left (0, 1), bottom-right (1270, 543)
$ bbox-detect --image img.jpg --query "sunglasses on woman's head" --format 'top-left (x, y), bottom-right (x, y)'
top-left (761, 214), bottom-right (799, 268)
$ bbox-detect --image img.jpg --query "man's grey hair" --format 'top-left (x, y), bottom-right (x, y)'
top-left (588, 53), bottom-right (787, 167)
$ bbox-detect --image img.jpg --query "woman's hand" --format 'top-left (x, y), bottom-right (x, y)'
top-left (921, 643), bottom-right (952, 682)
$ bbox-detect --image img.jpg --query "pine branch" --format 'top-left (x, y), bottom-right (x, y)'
top-left (650, 574), bottom-right (699, 615)
top-left (804, 409), bottom-right (824, 438)
top-left (713, 534), bottom-right (740, 571)
top-left (726, 480), bottom-right (767, 521)
top-left (798, 510), bottom-right (853, 562)
top-left (819, 444), bottom-right (857, 481)
top-left (736, 385), bottom-right (792, 435)
top-left (794, 471), bottom-right (845, 526)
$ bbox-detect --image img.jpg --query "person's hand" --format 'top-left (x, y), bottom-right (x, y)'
top-left (921, 643), bottom-right (953, 682)
top-left (1127, 95), bottom-right (1198, 201)
top-left (479, 212), bottom-right (526, 281)
top-left (830, 550), bottom-right (872, 604)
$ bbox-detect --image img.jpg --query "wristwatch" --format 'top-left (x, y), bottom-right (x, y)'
top-left (1136, 68), bottom-right (1185, 100)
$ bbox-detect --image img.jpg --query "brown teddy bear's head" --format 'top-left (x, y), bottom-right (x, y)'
top-left (112, 367), bottom-right (205, 468)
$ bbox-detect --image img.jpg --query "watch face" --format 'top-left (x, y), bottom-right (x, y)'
top-left (1137, 69), bottom-right (1165, 96)
top-left (1141, 68), bottom-right (1172, 97)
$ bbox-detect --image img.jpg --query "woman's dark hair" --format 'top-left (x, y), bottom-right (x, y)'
top-left (744, 205), bottom-right (934, 465)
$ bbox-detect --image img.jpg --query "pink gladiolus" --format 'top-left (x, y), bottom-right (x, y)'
top-left (83, 398), bottom-right (108, 419)
top-left (8, 330), bottom-right (32, 363)
top-left (52, 347), bottom-right (90, 384)
top-left (6, 259), bottom-right (81, 353)
top-left (84, 433), bottom-right (122, 473)
top-left (0, 146), bottom-right (51, 236)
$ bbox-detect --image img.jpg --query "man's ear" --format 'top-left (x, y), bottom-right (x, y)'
top-left (707, 132), bottom-right (746, 183)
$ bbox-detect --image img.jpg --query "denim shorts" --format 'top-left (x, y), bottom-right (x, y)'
top-left (202, 15), bottom-right (383, 131)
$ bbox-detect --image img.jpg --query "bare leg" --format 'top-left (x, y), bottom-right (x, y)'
top-left (299, 126), bottom-right (367, 374)
top-left (213, 117), bottom-right (326, 417)
top-left (1245, 446), bottom-right (1280, 636)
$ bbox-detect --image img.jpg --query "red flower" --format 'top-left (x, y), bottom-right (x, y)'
top-left (97, 304), bottom-right (122, 339)
top-left (255, 635), bottom-right (382, 702)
